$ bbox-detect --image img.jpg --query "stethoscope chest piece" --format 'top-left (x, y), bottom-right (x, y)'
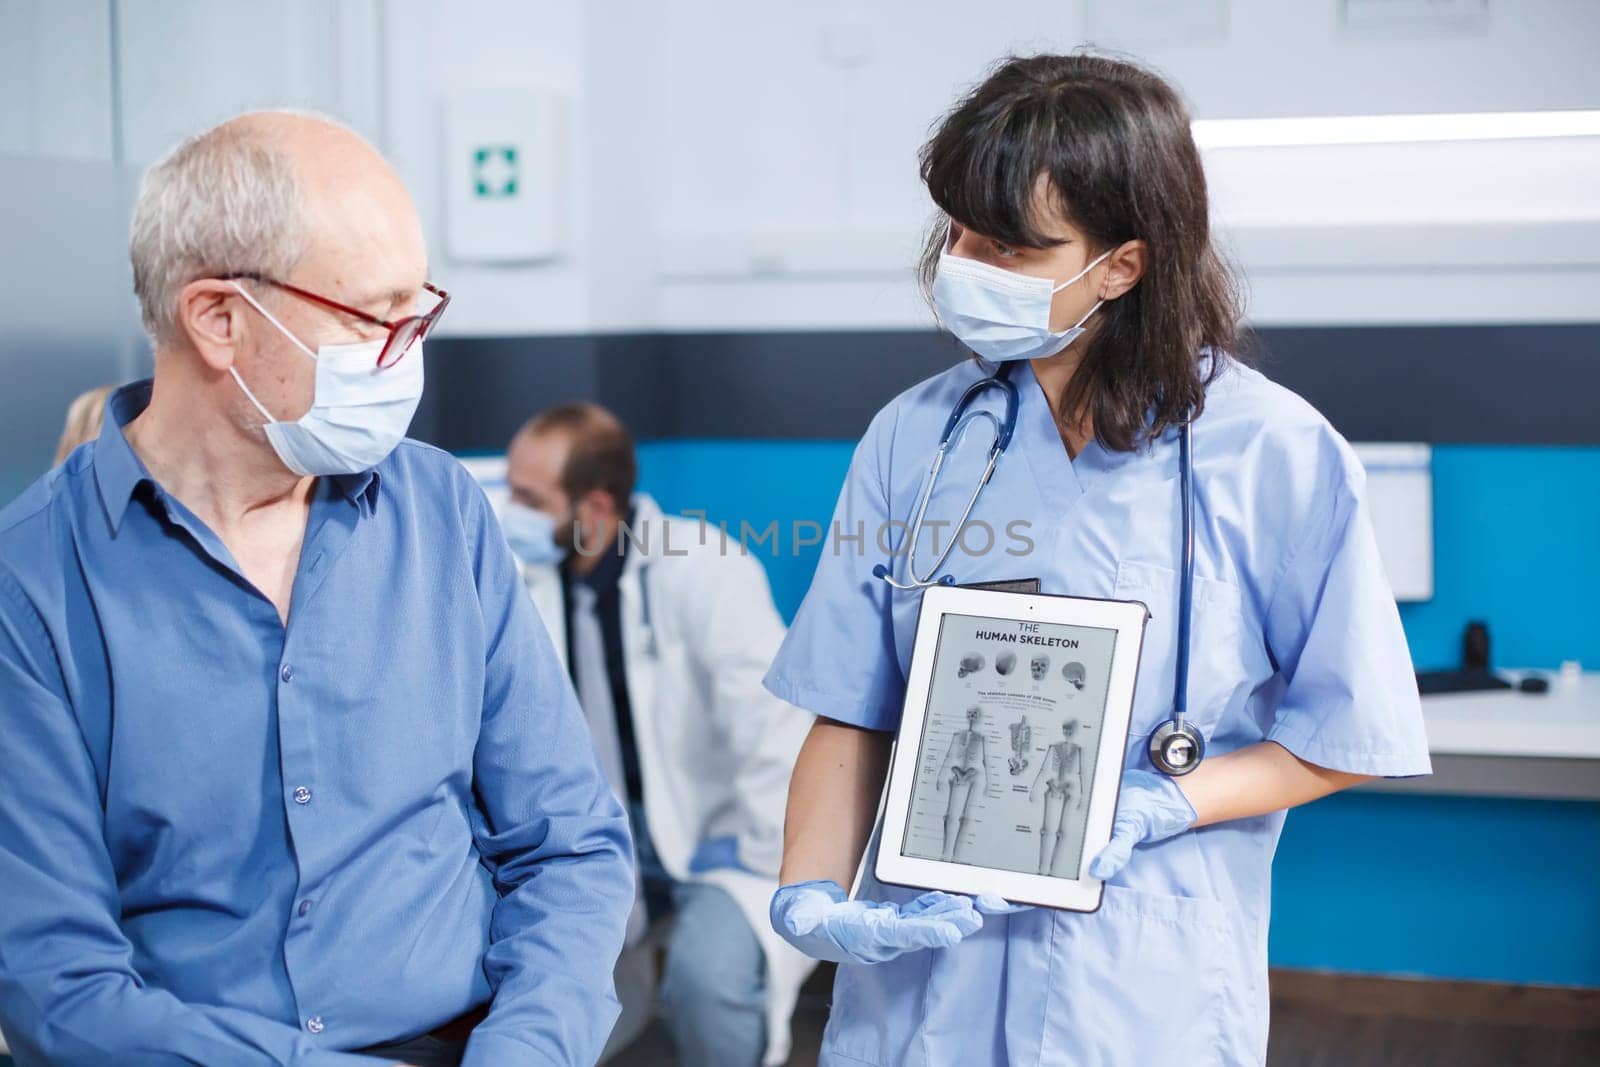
top-left (1148, 719), bottom-right (1205, 776)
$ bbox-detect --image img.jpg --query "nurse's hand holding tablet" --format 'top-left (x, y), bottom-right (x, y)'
top-left (760, 52), bottom-right (1431, 1067)
top-left (769, 785), bottom-right (1196, 968)
top-left (770, 770), bottom-right (1196, 966)
top-left (769, 882), bottom-right (981, 965)
top-left (1087, 771), bottom-right (1198, 880)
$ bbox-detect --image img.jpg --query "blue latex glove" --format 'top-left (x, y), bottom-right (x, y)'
top-left (974, 894), bottom-right (1031, 915)
top-left (770, 880), bottom-right (983, 965)
top-left (688, 834), bottom-right (751, 875)
top-left (1088, 769), bottom-right (1198, 880)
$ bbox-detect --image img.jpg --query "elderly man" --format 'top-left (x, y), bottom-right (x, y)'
top-left (0, 112), bottom-right (633, 1066)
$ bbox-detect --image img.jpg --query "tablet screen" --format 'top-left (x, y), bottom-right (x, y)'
top-left (899, 611), bottom-right (1119, 878)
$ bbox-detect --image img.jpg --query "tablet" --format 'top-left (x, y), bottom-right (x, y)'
top-left (875, 584), bottom-right (1149, 912)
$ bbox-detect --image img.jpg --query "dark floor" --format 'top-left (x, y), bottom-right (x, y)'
top-left (1268, 1008), bottom-right (1600, 1067)
top-left (609, 969), bottom-right (829, 1067)
top-left (610, 965), bottom-right (1600, 1067)
top-left (2, 973), bottom-right (1591, 1067)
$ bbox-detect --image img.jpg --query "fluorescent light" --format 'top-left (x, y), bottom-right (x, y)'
top-left (1192, 110), bottom-right (1600, 149)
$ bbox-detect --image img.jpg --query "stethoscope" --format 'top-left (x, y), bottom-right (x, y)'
top-left (636, 562), bottom-right (659, 658)
top-left (871, 366), bottom-right (1021, 591)
top-left (872, 362), bottom-right (1205, 777)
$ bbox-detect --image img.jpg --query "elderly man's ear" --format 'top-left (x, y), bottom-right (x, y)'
top-left (175, 279), bottom-right (248, 372)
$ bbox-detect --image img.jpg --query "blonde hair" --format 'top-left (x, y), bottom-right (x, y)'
top-left (54, 385), bottom-right (114, 465)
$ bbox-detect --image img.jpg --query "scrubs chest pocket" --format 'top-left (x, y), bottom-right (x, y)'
top-left (1113, 558), bottom-right (1252, 750)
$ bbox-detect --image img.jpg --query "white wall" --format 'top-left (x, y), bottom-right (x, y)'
top-left (638, 0), bottom-right (1600, 330)
top-left (114, 0), bottom-right (382, 165)
top-left (0, 0), bottom-right (113, 161)
top-left (381, 0), bottom-right (594, 335)
top-left (4, 0), bottom-right (1598, 339)
top-left (0, 1), bottom-right (131, 498)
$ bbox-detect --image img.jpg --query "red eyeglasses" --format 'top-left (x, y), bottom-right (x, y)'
top-left (222, 272), bottom-right (450, 368)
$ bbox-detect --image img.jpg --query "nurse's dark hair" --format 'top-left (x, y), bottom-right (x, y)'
top-left (917, 52), bottom-right (1247, 452)
top-left (519, 402), bottom-right (637, 511)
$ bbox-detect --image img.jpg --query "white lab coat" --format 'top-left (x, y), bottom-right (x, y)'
top-left (523, 493), bottom-right (815, 1066)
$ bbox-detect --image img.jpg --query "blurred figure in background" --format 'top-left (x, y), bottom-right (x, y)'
top-left (502, 402), bottom-right (816, 1067)
top-left (0, 111), bottom-right (633, 1067)
top-left (52, 385), bottom-right (113, 465)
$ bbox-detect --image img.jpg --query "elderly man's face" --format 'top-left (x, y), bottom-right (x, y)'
top-left (236, 118), bottom-right (428, 427)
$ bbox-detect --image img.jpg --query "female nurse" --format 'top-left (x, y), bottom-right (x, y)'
top-left (762, 53), bottom-right (1431, 1067)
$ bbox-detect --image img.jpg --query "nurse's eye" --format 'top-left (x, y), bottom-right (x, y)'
top-left (992, 242), bottom-right (1020, 258)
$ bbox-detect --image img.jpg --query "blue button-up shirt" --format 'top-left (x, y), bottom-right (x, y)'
top-left (0, 382), bottom-right (633, 1066)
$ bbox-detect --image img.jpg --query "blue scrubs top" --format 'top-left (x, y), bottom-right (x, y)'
top-left (763, 356), bottom-right (1431, 1067)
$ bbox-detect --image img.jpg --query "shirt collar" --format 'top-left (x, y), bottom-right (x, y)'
top-left (332, 467), bottom-right (381, 512)
top-left (93, 379), bottom-right (380, 533)
top-left (93, 381), bottom-right (156, 533)
top-left (563, 504), bottom-right (636, 596)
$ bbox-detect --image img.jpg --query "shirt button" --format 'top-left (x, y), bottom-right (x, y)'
top-left (298, 900), bottom-right (314, 918)
top-left (280, 663), bottom-right (294, 683)
top-left (293, 786), bottom-right (312, 805)
top-left (306, 1015), bottom-right (324, 1034)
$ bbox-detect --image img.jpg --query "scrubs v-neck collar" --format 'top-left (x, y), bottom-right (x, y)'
top-left (1011, 357), bottom-right (1102, 515)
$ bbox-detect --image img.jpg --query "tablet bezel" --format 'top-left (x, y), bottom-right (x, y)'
top-left (874, 584), bottom-right (1149, 912)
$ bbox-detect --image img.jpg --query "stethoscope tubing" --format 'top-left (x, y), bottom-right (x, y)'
top-left (1174, 420), bottom-right (1194, 732)
top-left (874, 362), bottom-right (1200, 773)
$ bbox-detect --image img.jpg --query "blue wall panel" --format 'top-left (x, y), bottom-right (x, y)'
top-left (637, 439), bottom-right (855, 619)
top-left (640, 441), bottom-right (1600, 671)
top-left (1273, 793), bottom-right (1600, 987)
top-left (1400, 446), bottom-right (1600, 672)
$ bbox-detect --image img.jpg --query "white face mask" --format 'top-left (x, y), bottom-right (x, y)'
top-left (229, 282), bottom-right (425, 476)
top-left (931, 246), bottom-right (1114, 362)
top-left (501, 502), bottom-right (563, 566)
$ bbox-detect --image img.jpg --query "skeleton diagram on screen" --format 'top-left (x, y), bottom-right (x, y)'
top-left (1028, 719), bottom-right (1086, 875)
top-left (1030, 654), bottom-right (1050, 681)
top-left (1007, 715), bottom-right (1032, 775)
top-left (936, 705), bottom-right (990, 861)
top-left (1061, 660), bottom-right (1087, 697)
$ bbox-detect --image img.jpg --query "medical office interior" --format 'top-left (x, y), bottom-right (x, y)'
top-left (2, 0), bottom-right (1597, 1064)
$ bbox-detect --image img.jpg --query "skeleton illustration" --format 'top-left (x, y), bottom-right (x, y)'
top-left (995, 651), bottom-right (1017, 676)
top-left (1007, 715), bottom-right (1032, 775)
top-left (935, 706), bottom-right (990, 861)
top-left (1061, 660), bottom-right (1087, 697)
top-left (1030, 654), bottom-right (1050, 681)
top-left (1029, 720), bottom-right (1086, 876)
top-left (958, 652), bottom-right (986, 679)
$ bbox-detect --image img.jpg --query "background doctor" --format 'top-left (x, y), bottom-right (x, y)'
top-left (499, 402), bottom-right (815, 1067)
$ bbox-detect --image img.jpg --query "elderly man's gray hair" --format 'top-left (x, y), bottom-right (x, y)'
top-left (128, 110), bottom-right (355, 345)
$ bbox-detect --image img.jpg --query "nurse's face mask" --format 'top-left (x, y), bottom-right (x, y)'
top-left (227, 278), bottom-right (440, 477)
top-left (932, 236), bottom-right (1114, 363)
